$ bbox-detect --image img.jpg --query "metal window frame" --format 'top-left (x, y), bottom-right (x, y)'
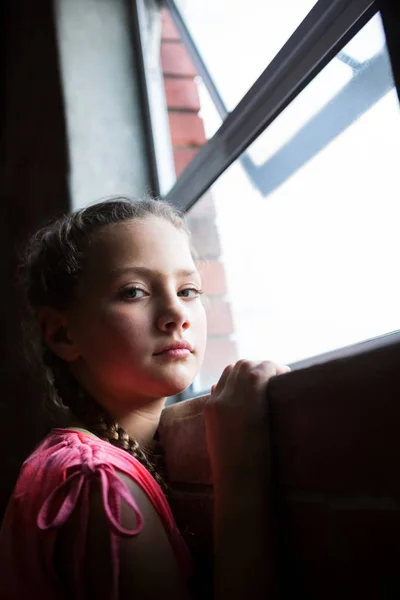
top-left (177, 329), bottom-right (400, 401)
top-left (249, 46), bottom-right (394, 197)
top-left (165, 0), bottom-right (394, 199)
top-left (289, 330), bottom-right (400, 371)
top-left (128, 0), bottom-right (162, 198)
top-left (164, 0), bottom-right (376, 211)
top-left (130, 0), bottom-right (400, 207)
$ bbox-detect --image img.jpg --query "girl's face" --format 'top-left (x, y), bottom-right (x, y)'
top-left (66, 217), bottom-right (207, 404)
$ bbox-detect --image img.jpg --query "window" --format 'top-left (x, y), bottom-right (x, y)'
top-left (174, 0), bottom-right (318, 113)
top-left (146, 1), bottom-right (400, 393)
top-left (187, 13), bottom-right (400, 392)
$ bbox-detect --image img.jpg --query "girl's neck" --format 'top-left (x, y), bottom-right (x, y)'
top-left (69, 365), bottom-right (166, 445)
top-left (67, 399), bottom-right (166, 447)
top-left (115, 404), bottom-right (165, 446)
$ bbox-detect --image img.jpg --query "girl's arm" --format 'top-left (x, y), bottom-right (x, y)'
top-left (56, 468), bottom-right (273, 600)
top-left (55, 472), bottom-right (192, 600)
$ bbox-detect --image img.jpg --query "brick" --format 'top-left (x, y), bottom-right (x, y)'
top-left (197, 260), bottom-right (227, 296)
top-left (168, 112), bottom-right (206, 147)
top-left (161, 42), bottom-right (197, 77)
top-left (161, 9), bottom-right (181, 42)
top-left (188, 218), bottom-right (221, 258)
top-left (202, 338), bottom-right (237, 377)
top-left (173, 148), bottom-right (198, 177)
top-left (205, 299), bottom-right (234, 336)
top-left (164, 77), bottom-right (200, 112)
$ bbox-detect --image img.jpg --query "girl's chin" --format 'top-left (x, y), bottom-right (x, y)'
top-left (150, 363), bottom-right (199, 396)
top-left (154, 374), bottom-right (195, 398)
top-left (162, 380), bottom-right (193, 398)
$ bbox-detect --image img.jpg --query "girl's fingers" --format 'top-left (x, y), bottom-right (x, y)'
top-left (253, 360), bottom-right (290, 377)
top-left (229, 360), bottom-right (259, 389)
top-left (212, 360), bottom-right (290, 398)
top-left (213, 364), bottom-right (234, 395)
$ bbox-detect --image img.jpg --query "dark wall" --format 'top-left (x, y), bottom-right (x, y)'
top-left (269, 339), bottom-right (400, 599)
top-left (0, 0), bottom-right (70, 518)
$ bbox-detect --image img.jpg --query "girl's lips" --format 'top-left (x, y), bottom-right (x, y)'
top-left (153, 341), bottom-right (193, 355)
top-left (154, 348), bottom-right (191, 359)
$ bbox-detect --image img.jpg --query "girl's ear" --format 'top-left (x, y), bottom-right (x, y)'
top-left (37, 307), bottom-right (81, 362)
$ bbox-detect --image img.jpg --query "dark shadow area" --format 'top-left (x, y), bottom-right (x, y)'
top-left (0, 0), bottom-right (70, 520)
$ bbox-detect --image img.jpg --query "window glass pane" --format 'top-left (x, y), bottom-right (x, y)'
top-left (247, 15), bottom-right (387, 167)
top-left (188, 14), bottom-right (400, 392)
top-left (175, 0), bottom-right (318, 112)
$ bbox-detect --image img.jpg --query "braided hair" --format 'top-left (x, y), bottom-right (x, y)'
top-left (19, 196), bottom-right (189, 494)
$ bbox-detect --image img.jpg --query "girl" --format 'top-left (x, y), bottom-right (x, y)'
top-left (0, 197), bottom-right (289, 599)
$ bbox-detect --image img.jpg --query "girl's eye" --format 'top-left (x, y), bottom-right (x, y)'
top-left (178, 288), bottom-right (203, 299)
top-left (119, 286), bottom-right (147, 300)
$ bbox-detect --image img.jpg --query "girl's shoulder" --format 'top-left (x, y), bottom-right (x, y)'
top-left (1, 430), bottom-right (192, 597)
top-left (18, 427), bottom-right (167, 508)
top-left (8, 427), bottom-right (183, 559)
top-left (25, 427), bottom-right (147, 473)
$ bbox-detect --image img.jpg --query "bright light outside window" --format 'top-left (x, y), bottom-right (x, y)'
top-left (190, 14), bottom-right (400, 390)
top-left (247, 15), bottom-right (388, 167)
top-left (175, 0), bottom-right (318, 113)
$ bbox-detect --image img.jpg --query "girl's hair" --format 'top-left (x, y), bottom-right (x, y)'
top-left (19, 196), bottom-right (189, 493)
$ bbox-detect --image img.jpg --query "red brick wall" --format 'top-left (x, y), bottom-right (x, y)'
top-left (160, 10), bottom-right (203, 177)
top-left (160, 9), bottom-right (237, 389)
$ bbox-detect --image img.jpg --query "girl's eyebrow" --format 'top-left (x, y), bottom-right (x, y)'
top-left (109, 266), bottom-right (199, 279)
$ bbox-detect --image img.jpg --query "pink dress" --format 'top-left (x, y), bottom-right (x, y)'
top-left (0, 428), bottom-right (192, 599)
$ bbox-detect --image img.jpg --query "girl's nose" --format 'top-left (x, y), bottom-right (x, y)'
top-left (157, 297), bottom-right (190, 333)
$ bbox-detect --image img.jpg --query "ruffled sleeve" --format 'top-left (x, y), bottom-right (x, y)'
top-left (37, 443), bottom-right (144, 599)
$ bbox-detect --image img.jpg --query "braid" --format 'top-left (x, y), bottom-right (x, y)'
top-left (45, 350), bottom-right (169, 495)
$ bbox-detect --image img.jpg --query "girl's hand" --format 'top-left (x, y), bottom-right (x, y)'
top-left (204, 360), bottom-right (290, 483)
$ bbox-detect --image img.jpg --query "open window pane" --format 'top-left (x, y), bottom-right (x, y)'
top-left (175, 0), bottom-right (318, 113)
top-left (245, 14), bottom-right (391, 192)
top-left (187, 14), bottom-right (400, 391)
